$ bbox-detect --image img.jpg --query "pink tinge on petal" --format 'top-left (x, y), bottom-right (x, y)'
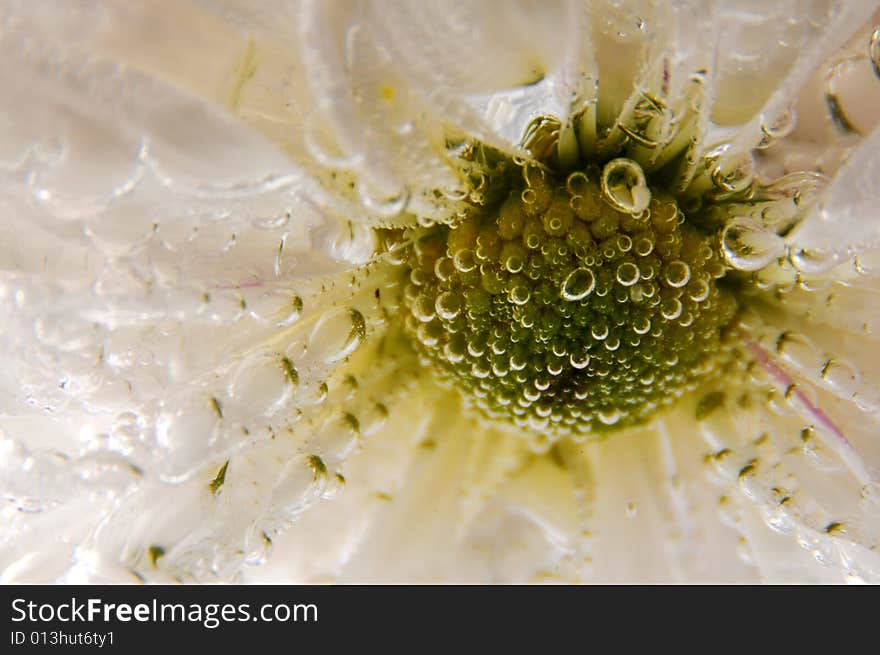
top-left (745, 338), bottom-right (851, 449)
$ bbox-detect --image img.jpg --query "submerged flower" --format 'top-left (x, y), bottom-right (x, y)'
top-left (1, 0), bottom-right (880, 583)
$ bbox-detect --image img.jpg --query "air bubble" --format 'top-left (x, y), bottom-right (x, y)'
top-left (757, 108), bottom-right (797, 149)
top-left (309, 307), bottom-right (366, 364)
top-left (615, 262), bottom-right (640, 286)
top-left (508, 285), bottom-right (531, 306)
top-left (248, 291), bottom-right (303, 327)
top-left (660, 297), bottom-right (682, 320)
top-left (597, 408), bottom-right (622, 425)
top-left (413, 293), bottom-right (437, 322)
top-left (435, 291), bottom-right (462, 320)
top-left (775, 332), bottom-right (819, 370)
top-left (453, 249), bottom-right (477, 272)
top-left (821, 358), bottom-right (861, 397)
top-left (601, 158), bottom-right (651, 214)
top-left (434, 257), bottom-right (455, 281)
top-left (357, 183), bottom-right (411, 218)
top-left (501, 242), bottom-right (527, 273)
top-left (225, 351), bottom-right (294, 419)
top-left (634, 236), bottom-right (654, 256)
top-left (272, 454), bottom-right (327, 517)
top-left (721, 216), bottom-right (784, 272)
top-left (591, 322), bottom-right (609, 340)
top-left (560, 267), bottom-right (596, 300)
top-left (710, 152), bottom-right (754, 193)
top-left (688, 279), bottom-right (710, 302)
top-left (787, 247), bottom-right (838, 275)
top-left (663, 261), bottom-right (691, 288)
top-left (633, 316), bottom-right (651, 335)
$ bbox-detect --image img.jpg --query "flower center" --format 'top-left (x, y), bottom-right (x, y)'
top-left (398, 153), bottom-right (738, 439)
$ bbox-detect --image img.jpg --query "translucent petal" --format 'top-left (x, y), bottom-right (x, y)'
top-left (248, 382), bottom-right (768, 583)
top-left (787, 126), bottom-right (880, 261)
top-left (3, 0), bottom-right (880, 585)
top-left (698, 312), bottom-right (880, 580)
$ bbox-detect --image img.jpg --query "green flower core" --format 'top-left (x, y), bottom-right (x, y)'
top-left (395, 127), bottom-right (742, 439)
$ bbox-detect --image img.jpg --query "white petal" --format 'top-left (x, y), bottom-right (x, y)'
top-left (787, 125), bottom-right (880, 262)
top-left (249, 382), bottom-right (769, 583)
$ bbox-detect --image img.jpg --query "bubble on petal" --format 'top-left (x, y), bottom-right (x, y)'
top-left (247, 290), bottom-right (303, 327)
top-left (721, 216), bottom-right (784, 272)
top-left (775, 332), bottom-right (821, 371)
top-left (820, 357), bottom-right (862, 398)
top-left (357, 182), bottom-right (411, 218)
top-left (709, 151), bottom-right (754, 193)
top-left (155, 395), bottom-right (222, 482)
top-left (269, 454), bottom-right (327, 521)
top-left (756, 108), bottom-right (797, 149)
top-left (308, 307), bottom-right (366, 364)
top-left (224, 351), bottom-right (294, 419)
top-left (787, 246), bottom-right (838, 275)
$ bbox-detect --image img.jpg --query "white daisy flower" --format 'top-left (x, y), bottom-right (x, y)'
top-left (1, 0), bottom-right (880, 584)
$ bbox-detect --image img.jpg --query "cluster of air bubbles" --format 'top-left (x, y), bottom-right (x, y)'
top-left (396, 158), bottom-right (738, 440)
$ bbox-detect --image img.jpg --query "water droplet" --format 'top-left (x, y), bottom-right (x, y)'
top-left (225, 351), bottom-right (294, 419)
top-left (271, 454), bottom-right (327, 518)
top-left (660, 297), bottom-right (682, 320)
top-left (721, 216), bottom-right (784, 271)
top-left (601, 158), bottom-right (651, 213)
top-left (821, 358), bottom-right (861, 397)
top-left (309, 307), bottom-right (366, 364)
top-left (508, 285), bottom-right (531, 306)
top-left (560, 267), bottom-right (596, 300)
top-left (453, 249), bottom-right (477, 272)
top-left (566, 171), bottom-right (590, 196)
top-left (710, 152), bottom-right (754, 193)
top-left (248, 290), bottom-right (303, 327)
top-left (615, 262), bottom-right (640, 286)
top-left (633, 316), bottom-right (651, 335)
top-left (590, 322), bottom-right (609, 340)
top-left (634, 236), bottom-right (654, 257)
top-left (435, 291), bottom-right (462, 320)
top-left (775, 332), bottom-right (819, 370)
top-left (357, 183), bottom-right (410, 218)
top-left (597, 408), bottom-right (622, 425)
top-left (757, 108), bottom-right (797, 149)
top-left (315, 412), bottom-right (361, 463)
top-left (663, 261), bottom-right (691, 288)
top-left (322, 472), bottom-right (346, 500)
top-left (787, 246), bottom-right (838, 275)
